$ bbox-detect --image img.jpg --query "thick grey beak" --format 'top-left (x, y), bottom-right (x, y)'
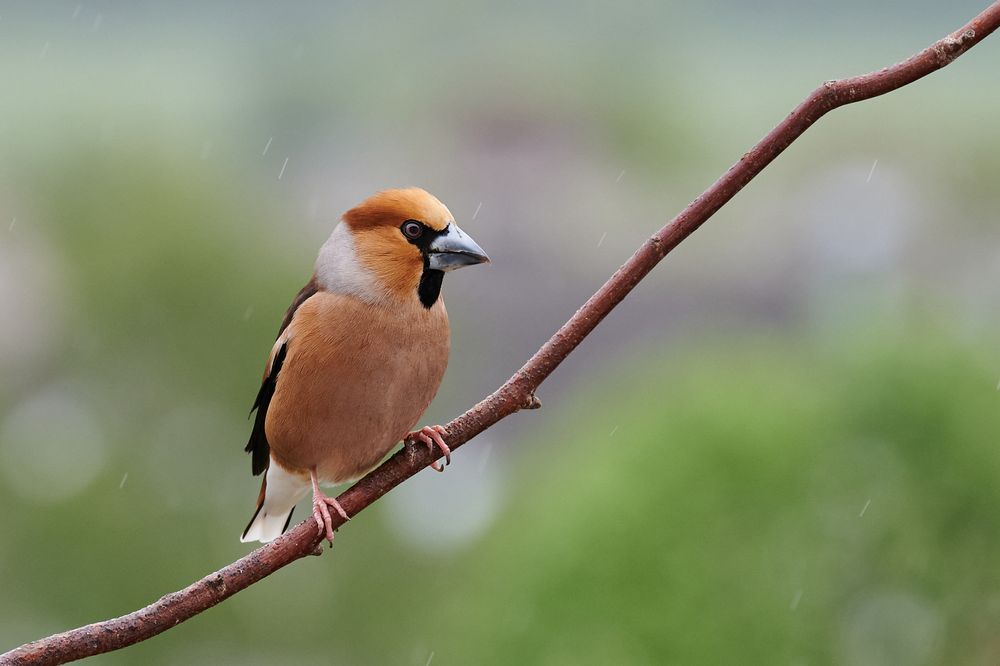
top-left (427, 224), bottom-right (490, 272)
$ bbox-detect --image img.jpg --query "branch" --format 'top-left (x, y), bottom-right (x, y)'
top-left (5, 4), bottom-right (999, 664)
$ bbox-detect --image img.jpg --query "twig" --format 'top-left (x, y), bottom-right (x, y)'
top-left (4, 3), bottom-right (999, 663)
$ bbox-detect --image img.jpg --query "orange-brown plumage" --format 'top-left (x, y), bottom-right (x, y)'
top-left (344, 189), bottom-right (455, 299)
top-left (266, 291), bottom-right (449, 483)
top-left (241, 187), bottom-right (488, 543)
top-left (342, 187), bottom-right (454, 232)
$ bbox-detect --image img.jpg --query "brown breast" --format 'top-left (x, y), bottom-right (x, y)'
top-left (265, 291), bottom-right (450, 483)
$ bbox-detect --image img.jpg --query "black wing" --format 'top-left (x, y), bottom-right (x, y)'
top-left (245, 341), bottom-right (287, 476)
top-left (276, 275), bottom-right (319, 339)
top-left (244, 275), bottom-right (319, 476)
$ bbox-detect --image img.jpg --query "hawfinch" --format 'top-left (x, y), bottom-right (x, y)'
top-left (240, 188), bottom-right (489, 544)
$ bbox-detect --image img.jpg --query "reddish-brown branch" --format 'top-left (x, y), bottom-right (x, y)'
top-left (4, 4), bottom-right (1000, 664)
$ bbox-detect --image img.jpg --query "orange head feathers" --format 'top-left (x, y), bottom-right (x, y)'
top-left (315, 187), bottom-right (489, 308)
top-left (343, 187), bottom-right (455, 232)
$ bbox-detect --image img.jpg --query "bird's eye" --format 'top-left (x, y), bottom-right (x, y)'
top-left (401, 220), bottom-right (424, 239)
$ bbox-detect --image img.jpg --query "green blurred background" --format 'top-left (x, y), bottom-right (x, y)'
top-left (1, 1), bottom-right (999, 664)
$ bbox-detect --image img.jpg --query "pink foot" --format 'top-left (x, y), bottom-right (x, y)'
top-left (310, 469), bottom-right (349, 544)
top-left (406, 425), bottom-right (451, 472)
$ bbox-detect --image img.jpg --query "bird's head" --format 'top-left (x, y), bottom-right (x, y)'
top-left (316, 187), bottom-right (489, 308)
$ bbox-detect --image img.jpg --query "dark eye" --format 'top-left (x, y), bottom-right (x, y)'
top-left (401, 220), bottom-right (424, 239)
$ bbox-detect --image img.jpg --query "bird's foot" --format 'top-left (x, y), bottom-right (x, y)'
top-left (310, 470), bottom-right (349, 545)
top-left (406, 425), bottom-right (451, 472)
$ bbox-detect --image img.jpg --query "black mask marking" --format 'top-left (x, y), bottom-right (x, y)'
top-left (418, 268), bottom-right (444, 308)
top-left (403, 220), bottom-right (450, 308)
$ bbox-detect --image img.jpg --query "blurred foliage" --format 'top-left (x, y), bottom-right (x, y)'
top-left (432, 326), bottom-right (1000, 665)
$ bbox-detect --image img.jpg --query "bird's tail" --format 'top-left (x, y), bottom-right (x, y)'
top-left (240, 461), bottom-right (310, 543)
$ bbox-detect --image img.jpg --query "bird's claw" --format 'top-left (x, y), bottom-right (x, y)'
top-left (406, 425), bottom-right (451, 472)
top-left (311, 494), bottom-right (349, 545)
top-left (310, 469), bottom-right (349, 545)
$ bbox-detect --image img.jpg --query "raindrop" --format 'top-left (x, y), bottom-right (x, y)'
top-left (477, 441), bottom-right (494, 474)
top-left (866, 159), bottom-right (879, 183)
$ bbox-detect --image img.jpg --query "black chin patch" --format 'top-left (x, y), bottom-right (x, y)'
top-left (418, 269), bottom-right (444, 308)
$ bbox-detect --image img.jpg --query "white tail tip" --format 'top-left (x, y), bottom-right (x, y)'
top-left (241, 459), bottom-right (309, 543)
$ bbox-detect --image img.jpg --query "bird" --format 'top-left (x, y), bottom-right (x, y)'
top-left (240, 187), bottom-right (489, 544)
